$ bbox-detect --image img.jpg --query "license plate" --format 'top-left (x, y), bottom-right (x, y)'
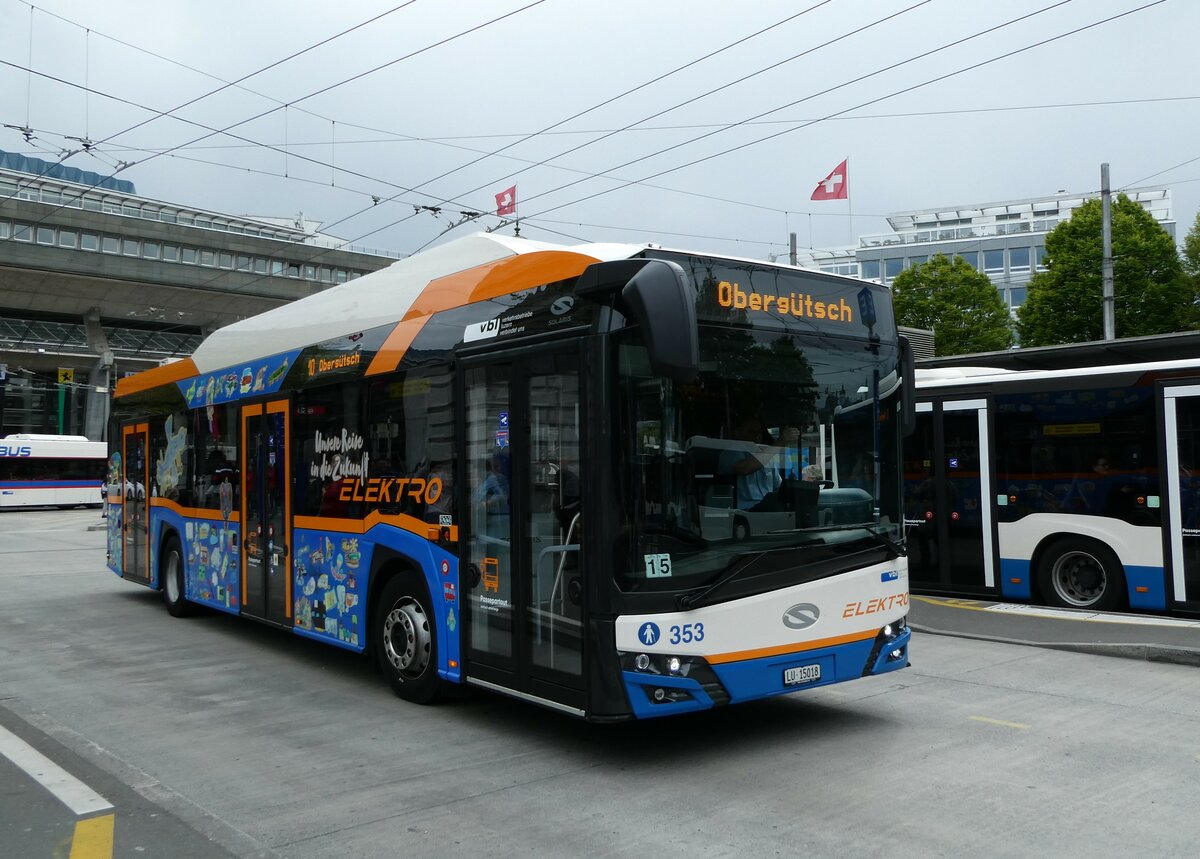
top-left (784, 664), bottom-right (821, 686)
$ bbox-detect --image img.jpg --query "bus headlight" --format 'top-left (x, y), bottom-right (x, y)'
top-left (618, 652), bottom-right (730, 707)
top-left (620, 651), bottom-right (707, 678)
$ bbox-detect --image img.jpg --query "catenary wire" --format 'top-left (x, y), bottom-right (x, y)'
top-left (500, 0), bottom-right (1082, 222)
top-left (77, 94), bottom-right (1200, 153)
top-left (511, 2), bottom-right (1166, 227)
top-left (6, 0), bottom-right (419, 192)
top-left (0, 0), bottom-right (550, 234)
top-left (158, 0), bottom-right (1144, 293)
top-left (401, 0), bottom-right (939, 254)
top-left (151, 1), bottom-right (1136, 298)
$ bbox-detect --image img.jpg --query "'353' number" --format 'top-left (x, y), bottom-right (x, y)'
top-left (669, 622), bottom-right (704, 644)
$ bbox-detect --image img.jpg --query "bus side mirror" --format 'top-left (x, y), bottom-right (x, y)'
top-left (577, 258), bottom-right (699, 382)
top-left (899, 336), bottom-right (916, 437)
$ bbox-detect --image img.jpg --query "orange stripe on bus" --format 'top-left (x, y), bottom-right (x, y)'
top-left (706, 629), bottom-right (878, 665)
top-left (294, 509), bottom-right (451, 543)
top-left (150, 497), bottom-right (240, 523)
top-left (114, 358), bottom-right (198, 399)
top-left (367, 250), bottom-right (598, 376)
top-left (365, 318), bottom-right (429, 377)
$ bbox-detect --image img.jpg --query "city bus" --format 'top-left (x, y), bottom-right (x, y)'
top-left (106, 232), bottom-right (914, 720)
top-left (908, 359), bottom-right (1200, 615)
top-left (0, 433), bottom-right (106, 508)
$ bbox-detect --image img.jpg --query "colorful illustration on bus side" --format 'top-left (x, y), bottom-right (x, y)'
top-left (155, 415), bottom-right (188, 498)
top-left (292, 529), bottom-right (368, 647)
top-left (176, 349), bottom-right (302, 408)
top-left (184, 518), bottom-right (240, 610)
top-left (106, 451), bottom-right (123, 570)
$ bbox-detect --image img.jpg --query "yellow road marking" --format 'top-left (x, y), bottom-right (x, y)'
top-left (912, 595), bottom-right (988, 610)
top-left (970, 715), bottom-right (1030, 730)
top-left (69, 813), bottom-right (114, 859)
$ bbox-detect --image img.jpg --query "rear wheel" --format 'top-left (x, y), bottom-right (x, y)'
top-left (373, 572), bottom-right (440, 704)
top-left (1036, 538), bottom-right (1123, 611)
top-left (162, 537), bottom-right (191, 617)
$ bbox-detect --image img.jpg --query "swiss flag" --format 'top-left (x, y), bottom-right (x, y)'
top-left (495, 185), bottom-right (517, 216)
top-left (810, 159), bottom-right (848, 201)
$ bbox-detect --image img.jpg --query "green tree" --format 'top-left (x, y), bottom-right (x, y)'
top-left (891, 253), bottom-right (1013, 356)
top-left (1016, 195), bottom-right (1197, 346)
top-left (1184, 211), bottom-right (1200, 280)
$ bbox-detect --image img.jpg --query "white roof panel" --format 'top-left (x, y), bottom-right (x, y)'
top-left (190, 232), bottom-right (640, 372)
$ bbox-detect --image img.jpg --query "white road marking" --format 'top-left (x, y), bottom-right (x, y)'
top-left (0, 724), bottom-right (113, 816)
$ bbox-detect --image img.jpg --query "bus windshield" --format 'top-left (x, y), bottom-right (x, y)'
top-left (613, 324), bottom-right (903, 593)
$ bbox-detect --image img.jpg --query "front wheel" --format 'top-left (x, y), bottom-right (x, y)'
top-left (161, 537), bottom-right (191, 617)
top-left (1036, 538), bottom-right (1123, 611)
top-left (373, 572), bottom-right (440, 704)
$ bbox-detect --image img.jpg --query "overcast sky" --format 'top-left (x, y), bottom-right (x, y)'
top-left (2, 0), bottom-right (1197, 262)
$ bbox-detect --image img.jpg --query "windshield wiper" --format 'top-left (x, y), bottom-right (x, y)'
top-left (677, 552), bottom-right (762, 611)
top-left (676, 538), bottom-right (823, 611)
top-left (821, 524), bottom-right (906, 559)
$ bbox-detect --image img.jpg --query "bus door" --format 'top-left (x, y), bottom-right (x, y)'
top-left (1163, 385), bottom-right (1200, 607)
top-left (906, 398), bottom-right (995, 594)
top-left (121, 423), bottom-right (151, 583)
top-left (240, 400), bottom-right (292, 625)
top-left (461, 347), bottom-right (585, 713)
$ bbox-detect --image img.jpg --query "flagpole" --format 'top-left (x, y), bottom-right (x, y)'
top-left (846, 156), bottom-right (852, 247)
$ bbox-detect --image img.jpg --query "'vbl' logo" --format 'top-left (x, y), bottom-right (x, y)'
top-left (464, 317), bottom-right (501, 343)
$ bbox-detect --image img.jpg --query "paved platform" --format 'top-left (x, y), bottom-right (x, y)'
top-left (909, 594), bottom-right (1200, 667)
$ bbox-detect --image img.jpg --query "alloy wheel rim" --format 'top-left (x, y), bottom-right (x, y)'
top-left (1051, 551), bottom-right (1105, 607)
top-left (382, 598), bottom-right (430, 679)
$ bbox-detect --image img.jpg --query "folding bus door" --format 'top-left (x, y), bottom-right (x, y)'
top-left (240, 400), bottom-right (292, 625)
top-left (1164, 385), bottom-right (1200, 608)
top-left (906, 399), bottom-right (995, 595)
top-left (461, 346), bottom-right (585, 714)
top-left (121, 423), bottom-right (151, 584)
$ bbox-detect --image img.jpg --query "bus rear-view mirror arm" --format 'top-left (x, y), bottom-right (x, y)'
top-left (577, 258), bottom-right (699, 382)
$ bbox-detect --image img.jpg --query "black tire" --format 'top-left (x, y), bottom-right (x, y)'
top-left (161, 537), bottom-right (191, 617)
top-left (373, 572), bottom-right (440, 704)
top-left (1036, 537), bottom-right (1124, 611)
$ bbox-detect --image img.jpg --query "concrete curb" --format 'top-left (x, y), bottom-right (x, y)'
top-left (0, 697), bottom-right (282, 859)
top-left (910, 623), bottom-right (1200, 669)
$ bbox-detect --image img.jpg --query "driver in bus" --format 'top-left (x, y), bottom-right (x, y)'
top-left (719, 417), bottom-right (782, 512)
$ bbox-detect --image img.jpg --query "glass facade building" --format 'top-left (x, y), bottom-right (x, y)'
top-left (799, 187), bottom-right (1175, 314)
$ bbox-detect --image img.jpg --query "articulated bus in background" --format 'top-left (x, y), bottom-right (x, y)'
top-left (106, 232), bottom-right (913, 720)
top-left (0, 434), bottom-right (106, 508)
top-left (908, 360), bottom-right (1200, 615)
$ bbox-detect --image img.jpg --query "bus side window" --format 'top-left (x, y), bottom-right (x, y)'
top-left (365, 369), bottom-right (456, 524)
top-left (295, 381), bottom-right (368, 519)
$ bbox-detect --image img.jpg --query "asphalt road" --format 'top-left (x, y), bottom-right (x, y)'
top-left (2, 508), bottom-right (1199, 858)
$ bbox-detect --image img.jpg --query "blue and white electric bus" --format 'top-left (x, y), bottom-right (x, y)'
top-left (0, 433), bottom-right (106, 508)
top-left (107, 233), bottom-right (913, 719)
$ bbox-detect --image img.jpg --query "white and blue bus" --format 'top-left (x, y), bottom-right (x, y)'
top-left (909, 359), bottom-right (1200, 614)
top-left (107, 232), bottom-right (913, 720)
top-left (0, 433), bottom-right (106, 508)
